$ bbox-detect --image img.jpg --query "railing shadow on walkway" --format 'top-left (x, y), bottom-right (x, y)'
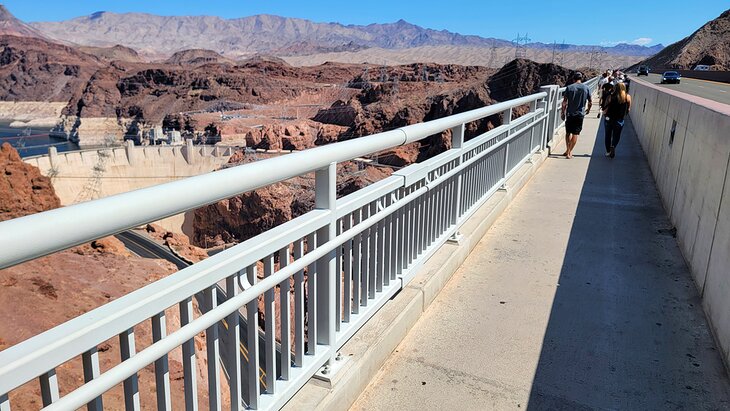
top-left (526, 117), bottom-right (730, 410)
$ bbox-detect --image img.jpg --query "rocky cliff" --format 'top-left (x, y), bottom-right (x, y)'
top-left (0, 142), bottom-right (60, 221)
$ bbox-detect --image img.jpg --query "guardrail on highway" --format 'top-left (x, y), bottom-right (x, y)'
top-left (0, 78), bottom-right (597, 410)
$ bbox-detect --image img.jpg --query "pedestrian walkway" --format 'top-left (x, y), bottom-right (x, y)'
top-left (350, 109), bottom-right (730, 409)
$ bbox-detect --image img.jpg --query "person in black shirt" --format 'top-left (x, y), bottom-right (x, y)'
top-left (602, 82), bottom-right (631, 158)
top-left (560, 72), bottom-right (592, 159)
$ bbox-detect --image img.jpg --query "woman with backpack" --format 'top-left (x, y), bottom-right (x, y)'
top-left (602, 82), bottom-right (631, 159)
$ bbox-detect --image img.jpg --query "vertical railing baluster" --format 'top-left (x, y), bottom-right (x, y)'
top-left (352, 209), bottom-right (362, 314)
top-left (436, 183), bottom-right (443, 238)
top-left (0, 393), bottom-right (9, 411)
top-left (391, 204), bottom-right (399, 280)
top-left (335, 219), bottom-right (342, 331)
top-left (245, 265), bottom-right (260, 409)
top-left (383, 212), bottom-right (392, 287)
top-left (424, 182), bottom-right (433, 245)
top-left (294, 239), bottom-right (305, 367)
top-left (179, 297), bottom-right (198, 410)
top-left (224, 274), bottom-right (242, 411)
top-left (151, 312), bottom-right (172, 411)
top-left (412, 191), bottom-right (420, 261)
top-left (360, 206), bottom-right (370, 306)
top-left (368, 202), bottom-right (377, 300)
top-left (405, 188), bottom-right (413, 269)
top-left (377, 209), bottom-right (385, 292)
top-left (399, 190), bottom-right (407, 274)
top-left (39, 369), bottom-right (60, 407)
top-left (82, 347), bottom-right (104, 411)
top-left (119, 329), bottom-right (141, 411)
top-left (306, 232), bottom-right (317, 354)
top-left (205, 287), bottom-right (221, 411)
top-left (279, 246), bottom-right (292, 380)
top-left (414, 194), bottom-right (422, 257)
top-left (263, 254), bottom-right (276, 393)
top-left (343, 215), bottom-right (353, 322)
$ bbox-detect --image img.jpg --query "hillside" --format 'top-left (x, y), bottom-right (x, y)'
top-left (0, 4), bottom-right (47, 39)
top-left (29, 11), bottom-right (661, 60)
top-left (635, 9), bottom-right (730, 70)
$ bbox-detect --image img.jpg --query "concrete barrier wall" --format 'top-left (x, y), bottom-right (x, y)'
top-left (23, 142), bottom-right (234, 234)
top-left (630, 78), bottom-right (730, 367)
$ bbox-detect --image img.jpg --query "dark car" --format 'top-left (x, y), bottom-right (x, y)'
top-left (637, 65), bottom-right (649, 76)
top-left (661, 71), bottom-right (681, 84)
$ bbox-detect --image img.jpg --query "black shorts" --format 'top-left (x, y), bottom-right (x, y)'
top-left (565, 115), bottom-right (584, 135)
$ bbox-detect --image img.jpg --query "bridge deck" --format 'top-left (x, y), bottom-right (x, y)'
top-left (351, 106), bottom-right (730, 409)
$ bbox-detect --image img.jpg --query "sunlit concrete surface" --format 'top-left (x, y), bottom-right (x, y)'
top-left (351, 106), bottom-right (730, 410)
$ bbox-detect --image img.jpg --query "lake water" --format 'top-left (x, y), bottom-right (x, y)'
top-left (0, 122), bottom-right (79, 158)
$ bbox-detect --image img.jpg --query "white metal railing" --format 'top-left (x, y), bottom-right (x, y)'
top-left (0, 79), bottom-right (597, 410)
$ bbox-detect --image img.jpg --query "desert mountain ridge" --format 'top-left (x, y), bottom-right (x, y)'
top-left (0, 4), bottom-right (48, 39)
top-left (25, 9), bottom-right (663, 60)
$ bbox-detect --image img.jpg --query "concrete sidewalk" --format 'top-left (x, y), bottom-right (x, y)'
top-left (350, 108), bottom-right (730, 409)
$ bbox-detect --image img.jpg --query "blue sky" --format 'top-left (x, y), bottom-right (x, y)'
top-left (4, 0), bottom-right (729, 47)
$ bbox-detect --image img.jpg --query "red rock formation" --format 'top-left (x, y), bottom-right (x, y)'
top-left (0, 143), bottom-right (61, 221)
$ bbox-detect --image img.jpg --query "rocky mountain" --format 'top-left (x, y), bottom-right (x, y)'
top-left (634, 9), bottom-right (730, 70)
top-left (78, 44), bottom-right (143, 63)
top-left (29, 11), bottom-right (661, 60)
top-left (165, 48), bottom-right (235, 66)
top-left (0, 4), bottom-right (47, 39)
top-left (0, 35), bottom-right (104, 103)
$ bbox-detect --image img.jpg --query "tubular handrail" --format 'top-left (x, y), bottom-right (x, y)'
top-left (0, 93), bottom-right (546, 270)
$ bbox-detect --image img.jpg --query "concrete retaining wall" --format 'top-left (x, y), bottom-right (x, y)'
top-left (629, 77), bottom-right (730, 368)
top-left (23, 141), bottom-right (234, 235)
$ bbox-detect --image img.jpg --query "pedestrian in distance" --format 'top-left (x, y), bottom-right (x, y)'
top-left (597, 73), bottom-right (609, 118)
top-left (602, 82), bottom-right (631, 158)
top-left (561, 72), bottom-right (592, 159)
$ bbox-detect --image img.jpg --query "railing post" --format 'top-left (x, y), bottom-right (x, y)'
top-left (540, 85), bottom-right (557, 148)
top-left (315, 162), bottom-right (337, 368)
top-left (501, 107), bottom-right (512, 133)
top-left (538, 86), bottom-right (554, 151)
top-left (449, 124), bottom-right (465, 242)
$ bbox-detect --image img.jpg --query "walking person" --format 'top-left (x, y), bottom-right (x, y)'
top-left (561, 72), bottom-right (592, 159)
top-left (602, 82), bottom-right (631, 158)
top-left (597, 73), bottom-right (609, 118)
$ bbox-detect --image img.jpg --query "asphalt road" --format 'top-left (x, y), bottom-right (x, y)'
top-left (631, 73), bottom-right (730, 105)
top-left (115, 230), bottom-right (188, 269)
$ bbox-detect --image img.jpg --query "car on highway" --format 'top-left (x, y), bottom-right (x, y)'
top-left (637, 66), bottom-right (650, 76)
top-left (694, 65), bottom-right (710, 71)
top-left (661, 71), bottom-right (681, 84)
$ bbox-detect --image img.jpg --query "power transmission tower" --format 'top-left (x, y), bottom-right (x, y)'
top-left (556, 40), bottom-right (566, 66)
top-left (512, 33), bottom-right (531, 59)
top-left (551, 41), bottom-right (557, 64)
top-left (379, 63), bottom-right (388, 83)
top-left (489, 41), bottom-right (499, 67)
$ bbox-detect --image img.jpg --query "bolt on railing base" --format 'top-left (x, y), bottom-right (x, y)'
top-left (311, 352), bottom-right (351, 389)
top-left (447, 232), bottom-right (464, 245)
